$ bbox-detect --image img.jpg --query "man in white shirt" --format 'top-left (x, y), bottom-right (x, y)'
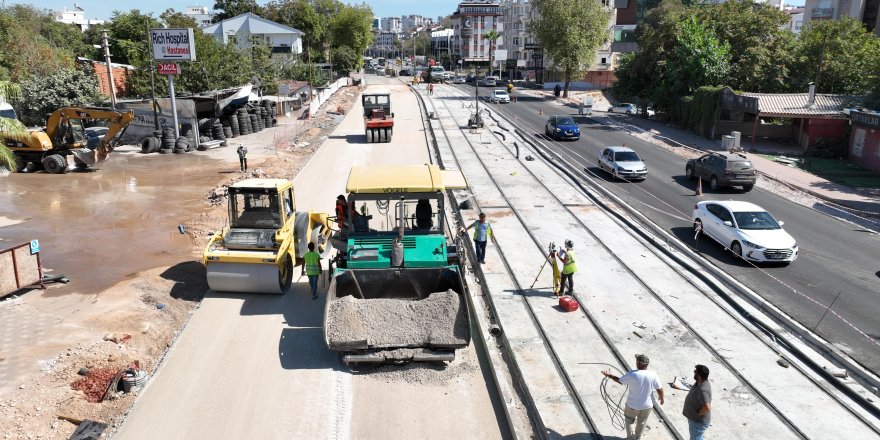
top-left (602, 354), bottom-right (665, 440)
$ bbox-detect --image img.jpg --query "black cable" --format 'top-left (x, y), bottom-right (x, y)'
top-left (581, 362), bottom-right (628, 430)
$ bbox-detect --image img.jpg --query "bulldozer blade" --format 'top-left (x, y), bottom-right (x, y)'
top-left (71, 148), bottom-right (98, 166)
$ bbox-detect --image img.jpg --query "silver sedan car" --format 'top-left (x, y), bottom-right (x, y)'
top-left (597, 146), bottom-right (647, 181)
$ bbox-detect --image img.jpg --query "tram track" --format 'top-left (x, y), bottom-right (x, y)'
top-left (418, 83), bottom-right (880, 439)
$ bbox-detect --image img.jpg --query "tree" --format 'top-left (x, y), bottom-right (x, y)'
top-left (213, 0), bottom-right (263, 22)
top-left (328, 4), bottom-right (374, 69)
top-left (790, 18), bottom-right (880, 95)
top-left (18, 67), bottom-right (100, 126)
top-left (97, 10), bottom-right (163, 65)
top-left (530, 0), bottom-right (611, 97)
top-left (483, 29), bottom-right (501, 78)
top-left (266, 0), bottom-right (326, 67)
top-left (692, 0), bottom-right (793, 93)
top-left (331, 45), bottom-right (359, 75)
top-left (0, 5), bottom-right (79, 81)
top-left (0, 80), bottom-right (27, 171)
top-left (665, 16), bottom-right (730, 96)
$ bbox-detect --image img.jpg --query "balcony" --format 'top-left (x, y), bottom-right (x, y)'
top-left (811, 7), bottom-right (833, 18)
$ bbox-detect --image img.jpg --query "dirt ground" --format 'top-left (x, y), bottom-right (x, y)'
top-left (0, 86), bottom-right (361, 440)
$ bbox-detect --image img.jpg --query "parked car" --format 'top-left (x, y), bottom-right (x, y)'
top-left (608, 103), bottom-right (636, 114)
top-left (483, 76), bottom-right (498, 87)
top-left (466, 74), bottom-right (477, 83)
top-left (692, 200), bottom-right (798, 263)
top-left (399, 69), bottom-right (412, 76)
top-left (84, 126), bottom-right (109, 149)
top-left (452, 76), bottom-right (467, 84)
top-left (597, 146), bottom-right (647, 181)
top-left (544, 115), bottom-right (580, 141)
top-left (489, 90), bottom-right (510, 103)
top-left (686, 152), bottom-right (756, 191)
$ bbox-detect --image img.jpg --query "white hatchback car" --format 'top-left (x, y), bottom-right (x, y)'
top-left (692, 200), bottom-right (798, 263)
top-left (608, 103), bottom-right (636, 114)
top-left (489, 90), bottom-right (510, 103)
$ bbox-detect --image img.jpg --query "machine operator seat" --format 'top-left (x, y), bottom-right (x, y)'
top-left (415, 199), bottom-right (433, 229)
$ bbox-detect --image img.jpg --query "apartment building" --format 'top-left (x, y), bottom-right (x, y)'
top-left (183, 6), bottom-right (216, 29)
top-left (452, 1), bottom-right (505, 72)
top-left (52, 3), bottom-right (104, 31)
top-left (803, 0), bottom-right (879, 34)
top-left (381, 16), bottom-right (402, 34)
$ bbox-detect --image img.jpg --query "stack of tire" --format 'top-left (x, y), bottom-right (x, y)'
top-left (250, 113), bottom-right (261, 132)
top-left (229, 114), bottom-right (240, 137)
top-left (237, 108), bottom-right (251, 136)
top-left (140, 130), bottom-right (162, 154)
top-left (211, 121), bottom-right (225, 142)
top-left (160, 128), bottom-right (176, 154)
top-left (261, 100), bottom-right (276, 128)
top-left (222, 122), bottom-right (233, 140)
top-left (181, 124), bottom-right (198, 151)
top-left (173, 137), bottom-right (190, 154)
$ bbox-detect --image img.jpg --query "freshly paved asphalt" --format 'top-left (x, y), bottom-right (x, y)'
top-left (454, 84), bottom-right (880, 375)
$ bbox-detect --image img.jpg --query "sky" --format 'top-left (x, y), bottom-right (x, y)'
top-left (33, 0), bottom-right (455, 22)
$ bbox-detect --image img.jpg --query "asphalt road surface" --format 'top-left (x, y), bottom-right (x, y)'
top-left (455, 84), bottom-right (880, 375)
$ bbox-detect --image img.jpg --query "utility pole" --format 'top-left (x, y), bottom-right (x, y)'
top-left (101, 30), bottom-right (117, 109)
top-left (145, 25), bottom-right (159, 131)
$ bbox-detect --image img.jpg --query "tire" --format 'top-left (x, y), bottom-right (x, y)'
top-left (159, 148), bottom-right (172, 154)
top-left (43, 154), bottom-right (67, 174)
top-left (15, 160), bottom-right (28, 172)
top-left (141, 137), bottom-right (154, 153)
top-left (172, 148), bottom-right (185, 154)
top-left (730, 241), bottom-right (742, 259)
top-left (710, 176), bottom-right (719, 191)
top-left (278, 255), bottom-right (293, 294)
top-left (742, 184), bottom-right (754, 192)
top-left (686, 166), bottom-right (695, 180)
top-left (693, 219), bottom-right (703, 238)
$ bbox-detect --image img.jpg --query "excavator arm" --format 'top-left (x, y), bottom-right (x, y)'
top-left (44, 107), bottom-right (134, 160)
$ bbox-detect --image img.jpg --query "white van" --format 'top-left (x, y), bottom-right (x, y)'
top-left (483, 76), bottom-right (498, 87)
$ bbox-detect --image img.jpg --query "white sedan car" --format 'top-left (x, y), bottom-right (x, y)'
top-left (692, 200), bottom-right (798, 263)
top-left (608, 103), bottom-right (636, 114)
top-left (598, 146), bottom-right (647, 181)
top-left (489, 90), bottom-right (510, 103)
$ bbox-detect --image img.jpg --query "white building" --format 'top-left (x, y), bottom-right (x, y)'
top-left (53, 3), bottom-right (105, 32)
top-left (203, 13), bottom-right (304, 60)
top-left (381, 17), bottom-right (402, 33)
top-left (402, 15), bottom-right (435, 33)
top-left (787, 7), bottom-right (805, 33)
top-left (183, 6), bottom-right (215, 29)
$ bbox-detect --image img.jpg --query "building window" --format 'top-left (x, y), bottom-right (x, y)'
top-left (513, 37), bottom-right (520, 45)
top-left (600, 57), bottom-right (607, 64)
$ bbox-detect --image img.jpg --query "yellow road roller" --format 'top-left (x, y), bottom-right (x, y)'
top-left (203, 178), bottom-right (332, 294)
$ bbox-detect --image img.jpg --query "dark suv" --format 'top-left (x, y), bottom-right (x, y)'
top-left (686, 152), bottom-right (756, 191)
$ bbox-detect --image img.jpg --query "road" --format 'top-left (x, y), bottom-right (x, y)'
top-left (456, 84), bottom-right (880, 374)
top-left (114, 78), bottom-right (507, 440)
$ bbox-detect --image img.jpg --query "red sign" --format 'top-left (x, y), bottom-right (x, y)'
top-left (157, 62), bottom-right (181, 75)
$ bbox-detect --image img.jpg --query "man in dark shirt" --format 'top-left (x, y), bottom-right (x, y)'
top-left (682, 364), bottom-right (712, 440)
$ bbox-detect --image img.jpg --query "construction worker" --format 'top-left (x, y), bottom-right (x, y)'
top-left (556, 239), bottom-right (577, 296)
top-left (237, 144), bottom-right (248, 173)
top-left (303, 242), bottom-right (322, 300)
top-left (507, 81), bottom-right (513, 93)
top-left (683, 365), bottom-right (712, 440)
top-left (465, 213), bottom-right (494, 264)
top-left (335, 195), bottom-right (348, 229)
top-left (602, 354), bottom-right (665, 440)
top-left (429, 83), bottom-right (434, 96)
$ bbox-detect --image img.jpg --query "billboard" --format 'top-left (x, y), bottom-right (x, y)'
top-left (150, 28), bottom-right (197, 61)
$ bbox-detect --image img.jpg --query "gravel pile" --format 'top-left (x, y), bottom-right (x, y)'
top-left (326, 290), bottom-right (469, 348)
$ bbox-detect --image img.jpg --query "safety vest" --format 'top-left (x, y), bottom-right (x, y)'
top-left (472, 221), bottom-right (492, 241)
top-left (562, 250), bottom-right (577, 274)
top-left (304, 251), bottom-right (321, 276)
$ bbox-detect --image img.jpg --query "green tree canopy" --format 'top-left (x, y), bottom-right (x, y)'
top-left (328, 3), bottom-right (374, 69)
top-left (0, 5), bottom-right (81, 81)
top-left (213, 0), bottom-right (264, 22)
top-left (791, 17), bottom-right (880, 95)
top-left (19, 67), bottom-right (100, 126)
top-left (530, 0), bottom-right (612, 97)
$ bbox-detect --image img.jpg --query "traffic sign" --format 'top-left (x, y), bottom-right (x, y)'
top-left (157, 62), bottom-right (181, 75)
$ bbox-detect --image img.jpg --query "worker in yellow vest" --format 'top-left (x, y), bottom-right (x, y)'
top-left (556, 239), bottom-right (577, 296)
top-left (304, 242), bottom-right (322, 300)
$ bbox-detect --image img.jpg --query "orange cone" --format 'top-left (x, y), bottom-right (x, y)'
top-left (696, 176), bottom-right (703, 196)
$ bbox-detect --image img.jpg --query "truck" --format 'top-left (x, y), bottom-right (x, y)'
top-left (4, 106), bottom-right (134, 173)
top-left (324, 164), bottom-right (472, 364)
top-left (204, 178), bottom-right (332, 294)
top-left (363, 92), bottom-right (394, 143)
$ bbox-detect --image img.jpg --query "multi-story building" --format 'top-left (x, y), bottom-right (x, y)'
top-left (500, 0), bottom-right (535, 80)
top-left (203, 13), bottom-right (304, 61)
top-left (787, 7), bottom-right (805, 33)
top-left (452, 1), bottom-right (505, 73)
top-left (183, 6), bottom-right (216, 29)
top-left (52, 3), bottom-right (104, 31)
top-left (381, 17), bottom-right (402, 34)
top-left (430, 29), bottom-right (455, 69)
top-left (402, 15), bottom-right (435, 33)
top-left (802, 0), bottom-right (879, 34)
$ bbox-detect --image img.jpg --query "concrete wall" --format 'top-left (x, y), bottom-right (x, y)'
top-left (308, 77), bottom-right (351, 115)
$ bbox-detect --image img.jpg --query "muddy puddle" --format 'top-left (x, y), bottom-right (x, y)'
top-left (0, 149), bottom-right (228, 295)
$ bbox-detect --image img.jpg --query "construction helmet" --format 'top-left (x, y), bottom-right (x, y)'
top-left (565, 239), bottom-right (574, 249)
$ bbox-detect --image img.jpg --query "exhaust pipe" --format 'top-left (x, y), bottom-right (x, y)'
top-left (391, 196), bottom-right (405, 267)
top-left (807, 82), bottom-right (816, 109)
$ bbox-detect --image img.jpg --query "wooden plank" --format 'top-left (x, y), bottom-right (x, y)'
top-left (13, 246), bottom-right (40, 286)
top-left (0, 251), bottom-right (16, 294)
top-left (0, 244), bottom-right (41, 296)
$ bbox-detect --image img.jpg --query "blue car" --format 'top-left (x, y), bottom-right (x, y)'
top-left (545, 115), bottom-right (580, 141)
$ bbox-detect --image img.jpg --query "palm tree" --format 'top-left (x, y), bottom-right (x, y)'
top-left (0, 80), bottom-right (27, 172)
top-left (483, 29), bottom-right (501, 77)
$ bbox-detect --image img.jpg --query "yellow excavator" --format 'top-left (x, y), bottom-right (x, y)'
top-left (203, 178), bottom-right (334, 294)
top-left (4, 106), bottom-right (134, 173)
